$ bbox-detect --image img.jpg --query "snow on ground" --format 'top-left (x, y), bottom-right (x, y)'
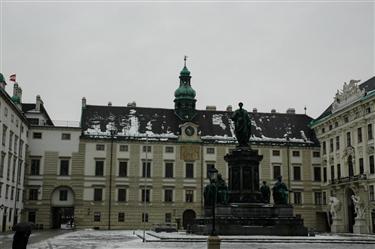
top-left (25, 230), bottom-right (375, 249)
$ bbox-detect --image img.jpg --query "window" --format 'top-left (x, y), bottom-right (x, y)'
top-left (118, 189), bottom-right (127, 202)
top-left (185, 163), bottom-right (194, 178)
top-left (313, 167), bottom-right (321, 181)
top-left (293, 166), bottom-right (301, 181)
top-left (335, 136), bottom-right (340, 151)
top-left (206, 147), bottom-right (215, 154)
top-left (0, 153), bottom-right (4, 177)
top-left (30, 159), bottom-right (40, 175)
top-left (357, 127), bottom-right (363, 143)
top-left (335, 122), bottom-right (338, 128)
top-left (294, 192), bottom-right (302, 205)
top-left (14, 135), bottom-right (18, 154)
top-left (118, 212), bottom-right (125, 222)
top-left (165, 213), bottom-right (172, 223)
top-left (142, 161), bottom-right (151, 178)
top-left (2, 125), bottom-right (7, 145)
top-left (321, 128), bottom-right (325, 134)
top-left (6, 154), bottom-right (11, 180)
top-left (0, 183), bottom-right (2, 198)
top-left (164, 189), bottom-right (173, 202)
top-left (28, 118), bottom-right (39, 125)
top-left (344, 116), bottom-right (349, 123)
top-left (94, 212), bottom-right (101, 222)
top-left (94, 188), bottom-right (103, 201)
top-left (346, 132), bottom-right (351, 146)
top-left (142, 213), bottom-right (149, 222)
top-left (322, 192), bottom-right (327, 205)
top-left (29, 189), bottom-right (38, 200)
top-left (273, 165), bottom-right (281, 179)
top-left (329, 124), bottom-right (332, 130)
top-left (60, 159), bottom-right (69, 176)
top-left (9, 131), bottom-right (13, 151)
top-left (28, 211), bottom-right (36, 223)
top-left (329, 139), bottom-right (333, 153)
top-left (368, 124), bottom-right (373, 140)
top-left (119, 145), bottom-right (128, 152)
top-left (323, 167), bottom-right (327, 182)
top-left (10, 187), bottom-right (14, 200)
top-left (165, 146), bottom-right (174, 153)
top-left (96, 144), bottom-right (105, 151)
top-left (359, 158), bottom-right (364, 174)
top-left (322, 141), bottom-right (326, 155)
top-left (337, 164), bottom-right (341, 179)
top-left (141, 189), bottom-right (150, 202)
top-left (370, 155), bottom-right (375, 174)
top-left (185, 190), bottom-right (194, 202)
top-left (313, 151), bottom-right (320, 158)
top-left (272, 150), bottom-right (280, 156)
top-left (165, 162), bottom-right (174, 178)
top-left (59, 190), bottom-right (68, 201)
top-left (95, 161), bottom-right (104, 176)
top-left (292, 151), bottom-right (300, 157)
top-left (206, 164), bottom-right (215, 178)
top-left (33, 132), bottom-right (42, 139)
top-left (370, 185), bottom-right (374, 201)
top-left (314, 192), bottom-right (322, 205)
top-left (4, 107), bottom-right (7, 116)
top-left (118, 161), bottom-right (128, 177)
top-left (330, 165), bottom-right (335, 181)
top-left (142, 145), bottom-right (152, 153)
top-left (5, 185), bottom-right (9, 199)
top-left (60, 133), bottom-right (71, 140)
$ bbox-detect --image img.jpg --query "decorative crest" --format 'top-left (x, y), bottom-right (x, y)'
top-left (332, 79), bottom-right (364, 113)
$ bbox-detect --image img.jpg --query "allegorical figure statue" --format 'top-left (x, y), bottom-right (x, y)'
top-left (272, 176), bottom-right (288, 205)
top-left (329, 196), bottom-right (341, 219)
top-left (203, 173), bottom-right (229, 207)
top-left (216, 174), bottom-right (229, 205)
top-left (351, 195), bottom-right (365, 219)
top-left (260, 181), bottom-right (271, 203)
top-left (231, 102), bottom-right (252, 147)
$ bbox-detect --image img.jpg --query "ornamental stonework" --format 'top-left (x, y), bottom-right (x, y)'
top-left (180, 145), bottom-right (200, 161)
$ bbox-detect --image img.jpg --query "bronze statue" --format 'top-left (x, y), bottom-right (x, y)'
top-left (231, 102), bottom-right (251, 147)
top-left (272, 176), bottom-right (288, 205)
top-left (260, 181), bottom-right (271, 203)
top-left (203, 173), bottom-right (229, 206)
top-left (216, 174), bottom-right (228, 205)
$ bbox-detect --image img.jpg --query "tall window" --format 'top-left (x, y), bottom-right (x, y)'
top-left (357, 127), bottom-right (363, 143)
top-left (94, 188), bottom-right (103, 201)
top-left (323, 167), bottom-right (327, 182)
top-left (30, 159), bottom-right (40, 176)
top-left (185, 163), bottom-right (194, 178)
top-left (185, 190), bottom-right (194, 202)
top-left (142, 161), bottom-right (151, 178)
top-left (370, 155), bottom-right (375, 174)
top-left (118, 161), bottom-right (128, 177)
top-left (206, 164), bottom-right (215, 178)
top-left (359, 158), bottom-right (364, 174)
top-left (2, 125), bottom-right (7, 145)
top-left (337, 164), bottom-right (341, 179)
top-left (336, 136), bottom-right (340, 150)
top-left (118, 212), bottom-right (125, 222)
top-left (118, 189), bottom-right (127, 202)
top-left (164, 189), bottom-right (173, 202)
top-left (60, 159), bottom-right (69, 176)
top-left (165, 162), bottom-right (174, 178)
top-left (59, 190), bottom-right (68, 201)
top-left (94, 212), bottom-right (101, 222)
top-left (273, 165), bottom-right (281, 179)
top-left (329, 139), bottom-right (333, 153)
top-left (370, 185), bottom-right (374, 201)
top-left (314, 192), bottom-right (322, 205)
top-left (293, 166), bottom-right (301, 181)
top-left (28, 211), bottom-right (36, 223)
top-left (142, 213), bottom-right (149, 222)
top-left (95, 161), bottom-right (104, 176)
top-left (294, 192), bottom-right (302, 205)
top-left (346, 132), bottom-right (351, 146)
top-left (165, 213), bottom-right (172, 223)
top-left (322, 141), bottom-right (326, 155)
top-left (313, 167), bottom-right (321, 181)
top-left (348, 155), bottom-right (354, 177)
top-left (330, 165), bottom-right (335, 181)
top-left (9, 131), bottom-right (13, 151)
top-left (0, 152), bottom-right (5, 177)
top-left (368, 123), bottom-right (373, 140)
top-left (29, 189), bottom-right (38, 200)
top-left (141, 189), bottom-right (150, 202)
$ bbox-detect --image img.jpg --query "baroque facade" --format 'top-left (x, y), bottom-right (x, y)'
top-left (20, 65), bottom-right (326, 232)
top-left (311, 77), bottom-right (375, 233)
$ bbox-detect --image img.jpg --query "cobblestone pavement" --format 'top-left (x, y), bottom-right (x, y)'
top-left (22, 230), bottom-right (375, 249)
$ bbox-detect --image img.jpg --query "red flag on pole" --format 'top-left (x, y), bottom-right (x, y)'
top-left (9, 74), bottom-right (16, 82)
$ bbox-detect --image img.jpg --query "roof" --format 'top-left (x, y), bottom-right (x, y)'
top-left (81, 105), bottom-right (318, 146)
top-left (313, 76), bottom-right (375, 125)
top-left (0, 89), bottom-right (29, 125)
top-left (21, 103), bottom-right (54, 126)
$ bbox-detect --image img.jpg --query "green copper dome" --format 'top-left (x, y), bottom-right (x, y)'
top-left (11, 95), bottom-right (21, 104)
top-left (180, 66), bottom-right (191, 77)
top-left (174, 84), bottom-right (196, 99)
top-left (0, 73), bottom-right (5, 83)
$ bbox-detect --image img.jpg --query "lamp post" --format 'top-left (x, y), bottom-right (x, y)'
top-left (285, 127), bottom-right (291, 205)
top-left (142, 134), bottom-right (149, 243)
top-left (207, 167), bottom-right (221, 249)
top-left (108, 124), bottom-right (117, 230)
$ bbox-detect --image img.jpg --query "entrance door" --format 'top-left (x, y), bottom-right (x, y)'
top-left (347, 189), bottom-right (355, 233)
top-left (182, 209), bottom-right (196, 230)
top-left (52, 207), bottom-right (74, 229)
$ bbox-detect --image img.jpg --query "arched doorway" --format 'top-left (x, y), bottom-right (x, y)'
top-left (346, 188), bottom-right (355, 233)
top-left (51, 186), bottom-right (75, 229)
top-left (182, 209), bottom-right (196, 230)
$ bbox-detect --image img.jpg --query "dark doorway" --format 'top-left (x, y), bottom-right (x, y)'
top-left (348, 155), bottom-right (354, 177)
top-left (347, 188), bottom-right (355, 233)
top-left (372, 210), bottom-right (375, 233)
top-left (2, 213), bottom-right (6, 232)
top-left (51, 207), bottom-right (74, 229)
top-left (182, 209), bottom-right (196, 230)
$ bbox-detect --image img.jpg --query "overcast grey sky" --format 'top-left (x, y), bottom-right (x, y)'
top-left (1, 1), bottom-right (374, 122)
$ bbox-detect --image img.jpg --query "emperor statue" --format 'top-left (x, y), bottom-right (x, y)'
top-left (231, 102), bottom-right (252, 147)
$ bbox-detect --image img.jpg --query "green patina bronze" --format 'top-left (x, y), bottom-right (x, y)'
top-left (204, 173), bottom-right (228, 206)
top-left (231, 102), bottom-right (252, 147)
top-left (272, 176), bottom-right (289, 205)
top-left (0, 73), bottom-right (5, 83)
top-left (260, 181), bottom-right (271, 204)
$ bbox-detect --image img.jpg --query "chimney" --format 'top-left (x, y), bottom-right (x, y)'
top-left (271, 109), bottom-right (276, 114)
top-left (286, 108), bottom-right (296, 114)
top-left (82, 97), bottom-right (87, 108)
top-left (226, 105), bottom-right (233, 112)
top-left (127, 101), bottom-right (136, 107)
top-left (252, 108), bottom-right (258, 113)
top-left (108, 102), bottom-right (112, 106)
top-left (206, 105), bottom-right (216, 111)
top-left (36, 95), bottom-right (43, 112)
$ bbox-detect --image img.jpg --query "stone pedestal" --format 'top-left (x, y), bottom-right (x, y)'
top-left (353, 218), bottom-right (368, 234)
top-left (331, 218), bottom-right (345, 233)
top-left (207, 235), bottom-right (221, 249)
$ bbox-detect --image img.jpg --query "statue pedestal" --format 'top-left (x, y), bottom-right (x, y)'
top-left (207, 235), bottom-right (221, 249)
top-left (353, 218), bottom-right (368, 234)
top-left (331, 218), bottom-right (345, 233)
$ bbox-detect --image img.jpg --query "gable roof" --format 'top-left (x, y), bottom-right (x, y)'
top-left (81, 105), bottom-right (318, 146)
top-left (21, 103), bottom-right (54, 126)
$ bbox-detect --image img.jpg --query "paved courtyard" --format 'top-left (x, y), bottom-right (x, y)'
top-left (2, 229), bottom-right (373, 249)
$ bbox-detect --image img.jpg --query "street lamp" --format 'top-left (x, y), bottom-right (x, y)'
top-left (208, 167), bottom-right (218, 236)
top-left (108, 124), bottom-right (117, 230)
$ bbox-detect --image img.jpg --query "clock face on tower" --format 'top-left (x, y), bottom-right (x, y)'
top-left (185, 126), bottom-right (195, 136)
